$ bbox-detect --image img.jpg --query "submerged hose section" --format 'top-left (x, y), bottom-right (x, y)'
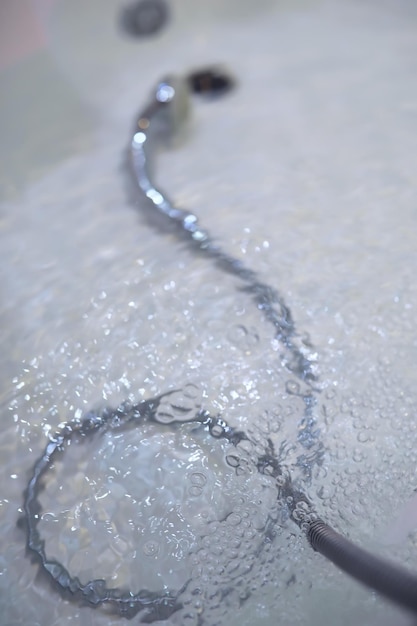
top-left (21, 389), bottom-right (313, 620)
top-left (131, 69), bottom-right (322, 464)
top-left (21, 68), bottom-right (321, 622)
top-left (131, 67), bottom-right (417, 617)
top-left (308, 520), bottom-right (417, 614)
top-left (21, 67), bottom-right (417, 620)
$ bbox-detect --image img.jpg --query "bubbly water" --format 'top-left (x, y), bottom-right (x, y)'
top-left (1, 1), bottom-right (417, 625)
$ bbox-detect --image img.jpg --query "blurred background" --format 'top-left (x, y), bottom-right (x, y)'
top-left (1, 1), bottom-right (417, 625)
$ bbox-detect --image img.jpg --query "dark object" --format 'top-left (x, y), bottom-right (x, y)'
top-left (121, 0), bottom-right (169, 37)
top-left (187, 68), bottom-right (235, 97)
top-left (308, 520), bottom-right (417, 614)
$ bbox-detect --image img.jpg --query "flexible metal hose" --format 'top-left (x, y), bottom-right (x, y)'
top-left (21, 66), bottom-right (417, 621)
top-left (308, 519), bottom-right (417, 614)
top-left (138, 69), bottom-right (417, 617)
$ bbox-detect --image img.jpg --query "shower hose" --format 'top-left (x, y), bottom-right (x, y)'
top-left (21, 67), bottom-right (417, 621)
